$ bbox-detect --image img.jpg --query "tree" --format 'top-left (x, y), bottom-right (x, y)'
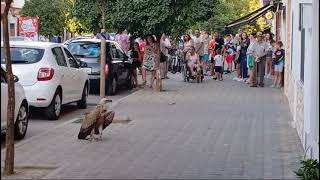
top-left (21, 0), bottom-right (66, 37)
top-left (194, 0), bottom-right (270, 35)
top-left (72, 0), bottom-right (108, 97)
top-left (63, 0), bottom-right (84, 34)
top-left (72, 0), bottom-right (103, 33)
top-left (1, 0), bottom-right (15, 175)
top-left (108, 0), bottom-right (215, 39)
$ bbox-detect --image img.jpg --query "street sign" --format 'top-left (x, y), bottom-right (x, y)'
top-left (18, 16), bottom-right (39, 41)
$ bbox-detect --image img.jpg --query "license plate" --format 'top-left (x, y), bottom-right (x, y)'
top-left (82, 67), bottom-right (92, 74)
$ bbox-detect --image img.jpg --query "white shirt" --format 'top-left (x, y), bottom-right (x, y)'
top-left (214, 55), bottom-right (223, 66)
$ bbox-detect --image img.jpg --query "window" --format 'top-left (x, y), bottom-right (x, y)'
top-left (67, 42), bottom-right (100, 58)
top-left (299, 3), bottom-right (312, 83)
top-left (1, 47), bottom-right (44, 64)
top-left (111, 44), bottom-right (120, 58)
top-left (1, 68), bottom-right (6, 83)
top-left (115, 44), bottom-right (125, 59)
top-left (300, 29), bottom-right (305, 82)
top-left (64, 48), bottom-right (79, 68)
top-left (52, 47), bottom-right (67, 67)
top-left (9, 23), bottom-right (15, 37)
top-left (290, 12), bottom-right (294, 70)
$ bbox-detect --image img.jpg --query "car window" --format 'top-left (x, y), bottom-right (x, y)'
top-left (67, 42), bottom-right (101, 58)
top-left (64, 48), bottom-right (79, 68)
top-left (110, 44), bottom-right (120, 58)
top-left (52, 47), bottom-right (67, 67)
top-left (116, 45), bottom-right (125, 59)
top-left (1, 47), bottom-right (44, 64)
top-left (1, 68), bottom-right (6, 83)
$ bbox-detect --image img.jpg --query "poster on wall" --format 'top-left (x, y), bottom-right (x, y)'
top-left (18, 16), bottom-right (39, 41)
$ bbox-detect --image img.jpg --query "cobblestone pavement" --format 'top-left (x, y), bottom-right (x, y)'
top-left (1, 73), bottom-right (303, 179)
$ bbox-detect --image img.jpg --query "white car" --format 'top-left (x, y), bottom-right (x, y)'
top-left (1, 41), bottom-right (90, 120)
top-left (1, 67), bottom-right (29, 140)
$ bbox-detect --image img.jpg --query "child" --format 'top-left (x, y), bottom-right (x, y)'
top-left (225, 44), bottom-right (235, 73)
top-left (271, 41), bottom-right (285, 88)
top-left (214, 49), bottom-right (223, 81)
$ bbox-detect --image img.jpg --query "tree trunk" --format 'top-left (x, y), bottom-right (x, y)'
top-left (99, 0), bottom-right (106, 98)
top-left (1, 0), bottom-right (15, 175)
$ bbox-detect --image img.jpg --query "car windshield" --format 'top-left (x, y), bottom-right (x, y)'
top-left (67, 42), bottom-right (101, 58)
top-left (1, 47), bottom-right (45, 64)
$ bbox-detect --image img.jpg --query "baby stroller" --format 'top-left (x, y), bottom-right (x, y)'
top-left (181, 56), bottom-right (204, 83)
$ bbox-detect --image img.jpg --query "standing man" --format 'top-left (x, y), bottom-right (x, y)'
top-left (251, 32), bottom-right (268, 87)
top-left (193, 30), bottom-right (204, 63)
top-left (160, 33), bottom-right (170, 79)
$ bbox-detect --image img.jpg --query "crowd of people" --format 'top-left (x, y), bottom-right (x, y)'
top-left (105, 29), bottom-right (285, 89)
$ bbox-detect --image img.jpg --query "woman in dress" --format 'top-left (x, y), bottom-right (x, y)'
top-left (265, 32), bottom-right (275, 78)
top-left (143, 35), bottom-right (159, 89)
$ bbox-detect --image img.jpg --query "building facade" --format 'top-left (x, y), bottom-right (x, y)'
top-left (1, 0), bottom-right (26, 38)
top-left (282, 0), bottom-right (319, 159)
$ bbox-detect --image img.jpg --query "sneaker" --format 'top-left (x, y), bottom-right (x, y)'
top-left (237, 78), bottom-right (244, 82)
top-left (233, 77), bottom-right (239, 81)
top-left (270, 84), bottom-right (275, 88)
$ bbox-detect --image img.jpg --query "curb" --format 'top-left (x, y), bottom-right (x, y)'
top-left (11, 89), bottom-right (142, 149)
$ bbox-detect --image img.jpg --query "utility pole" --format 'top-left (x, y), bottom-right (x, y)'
top-left (99, 0), bottom-right (106, 98)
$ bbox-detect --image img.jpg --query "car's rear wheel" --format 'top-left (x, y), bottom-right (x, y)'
top-left (77, 84), bottom-right (88, 109)
top-left (14, 101), bottom-right (28, 140)
top-left (107, 77), bottom-right (117, 95)
top-left (45, 90), bottom-right (62, 120)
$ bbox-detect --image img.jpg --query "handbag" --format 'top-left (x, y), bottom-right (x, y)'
top-left (247, 54), bottom-right (254, 68)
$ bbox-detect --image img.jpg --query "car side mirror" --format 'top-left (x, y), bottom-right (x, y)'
top-left (13, 75), bottom-right (19, 82)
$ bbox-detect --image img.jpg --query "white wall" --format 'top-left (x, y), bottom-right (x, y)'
top-left (12, 0), bottom-right (25, 9)
top-left (289, 0), bottom-right (318, 159)
top-left (303, 0), bottom-right (319, 159)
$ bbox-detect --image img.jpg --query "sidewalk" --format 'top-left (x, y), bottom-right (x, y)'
top-left (1, 73), bottom-right (303, 179)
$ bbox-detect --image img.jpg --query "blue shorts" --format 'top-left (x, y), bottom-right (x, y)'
top-left (203, 54), bottom-right (210, 62)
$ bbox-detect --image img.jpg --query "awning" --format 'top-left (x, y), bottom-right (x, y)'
top-left (225, 3), bottom-right (274, 29)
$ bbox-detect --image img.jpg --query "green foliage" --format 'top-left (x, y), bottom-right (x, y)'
top-left (108, 0), bottom-right (215, 39)
top-left (193, 0), bottom-right (270, 35)
top-left (62, 0), bottom-right (83, 34)
top-left (21, 0), bottom-right (65, 37)
top-left (72, 0), bottom-right (102, 33)
top-left (295, 159), bottom-right (319, 180)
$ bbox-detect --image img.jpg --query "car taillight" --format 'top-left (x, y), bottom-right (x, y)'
top-left (37, 68), bottom-right (54, 81)
top-left (105, 64), bottom-right (109, 74)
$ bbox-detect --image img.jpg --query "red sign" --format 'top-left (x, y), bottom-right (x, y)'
top-left (18, 16), bottom-right (39, 41)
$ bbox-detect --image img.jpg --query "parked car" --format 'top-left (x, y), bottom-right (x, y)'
top-left (1, 67), bottom-right (29, 140)
top-left (9, 36), bottom-right (34, 42)
top-left (1, 41), bottom-right (90, 120)
top-left (66, 39), bottom-right (133, 95)
top-left (63, 36), bottom-right (91, 46)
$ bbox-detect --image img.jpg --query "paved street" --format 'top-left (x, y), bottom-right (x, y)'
top-left (1, 88), bottom-right (137, 150)
top-left (1, 73), bottom-right (303, 179)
